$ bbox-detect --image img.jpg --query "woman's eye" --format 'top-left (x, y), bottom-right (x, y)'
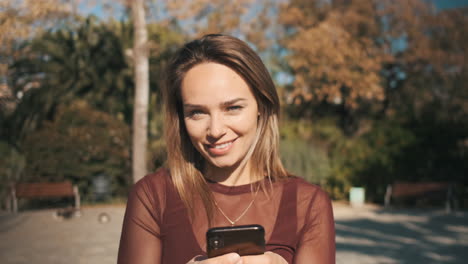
top-left (227, 105), bottom-right (243, 111)
top-left (185, 110), bottom-right (204, 118)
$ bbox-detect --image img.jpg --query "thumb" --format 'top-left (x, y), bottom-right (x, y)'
top-left (213, 253), bottom-right (242, 264)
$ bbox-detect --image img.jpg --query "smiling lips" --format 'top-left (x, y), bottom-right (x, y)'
top-left (205, 138), bottom-right (237, 155)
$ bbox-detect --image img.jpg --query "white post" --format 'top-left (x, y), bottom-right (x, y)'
top-left (445, 184), bottom-right (453, 214)
top-left (12, 188), bottom-right (18, 213)
top-left (73, 185), bottom-right (81, 211)
top-left (384, 184), bottom-right (392, 208)
top-left (5, 193), bottom-right (11, 212)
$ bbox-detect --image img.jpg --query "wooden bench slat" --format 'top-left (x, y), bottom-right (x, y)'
top-left (15, 182), bottom-right (75, 198)
top-left (385, 181), bottom-right (455, 212)
top-left (392, 182), bottom-right (449, 197)
top-left (9, 181), bottom-right (81, 213)
top-left (16, 189), bottom-right (74, 198)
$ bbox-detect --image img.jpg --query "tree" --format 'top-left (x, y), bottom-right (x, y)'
top-left (379, 2), bottom-right (468, 191)
top-left (280, 0), bottom-right (388, 134)
top-left (131, 0), bottom-right (150, 183)
top-left (0, 0), bottom-right (71, 77)
top-left (21, 100), bottom-right (131, 199)
top-left (4, 16), bottom-right (134, 148)
top-left (163, 0), bottom-right (283, 52)
top-left (383, 1), bottom-right (468, 122)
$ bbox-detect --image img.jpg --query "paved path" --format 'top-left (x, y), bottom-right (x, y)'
top-left (1, 203), bottom-right (467, 264)
top-left (334, 204), bottom-right (468, 264)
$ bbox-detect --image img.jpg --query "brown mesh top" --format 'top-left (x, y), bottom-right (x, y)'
top-left (117, 169), bottom-right (335, 264)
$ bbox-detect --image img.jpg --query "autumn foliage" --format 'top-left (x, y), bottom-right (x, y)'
top-left (281, 0), bottom-right (386, 110)
top-left (0, 0), bottom-right (467, 205)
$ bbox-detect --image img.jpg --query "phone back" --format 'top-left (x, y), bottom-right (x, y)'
top-left (206, 224), bottom-right (265, 258)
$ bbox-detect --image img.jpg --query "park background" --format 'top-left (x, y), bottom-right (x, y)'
top-left (1, 0), bottom-right (467, 209)
top-left (1, 1), bottom-right (468, 264)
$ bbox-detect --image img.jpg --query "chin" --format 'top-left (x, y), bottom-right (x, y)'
top-left (206, 157), bottom-right (241, 170)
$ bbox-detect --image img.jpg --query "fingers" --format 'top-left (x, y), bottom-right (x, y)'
top-left (241, 254), bottom-right (266, 264)
top-left (188, 252), bottom-right (286, 264)
top-left (241, 251), bottom-right (287, 264)
top-left (187, 253), bottom-right (242, 264)
top-left (217, 253), bottom-right (243, 264)
top-left (187, 255), bottom-right (201, 264)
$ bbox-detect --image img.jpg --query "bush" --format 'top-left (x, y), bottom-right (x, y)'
top-left (0, 142), bottom-right (25, 210)
top-left (280, 138), bottom-right (331, 185)
top-left (21, 100), bottom-right (131, 201)
top-left (279, 120), bottom-right (332, 185)
top-left (279, 118), bottom-right (416, 202)
top-left (327, 120), bottom-right (416, 202)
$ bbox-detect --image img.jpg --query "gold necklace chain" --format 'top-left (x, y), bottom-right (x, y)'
top-left (214, 186), bottom-right (260, 226)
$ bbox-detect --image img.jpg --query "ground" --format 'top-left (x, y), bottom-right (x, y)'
top-left (0, 203), bottom-right (467, 264)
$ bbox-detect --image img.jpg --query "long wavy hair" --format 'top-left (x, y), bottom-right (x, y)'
top-left (162, 34), bottom-right (288, 223)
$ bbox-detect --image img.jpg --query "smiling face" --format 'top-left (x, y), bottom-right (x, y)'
top-left (181, 62), bottom-right (259, 177)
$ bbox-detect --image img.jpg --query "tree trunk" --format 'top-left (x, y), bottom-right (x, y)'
top-left (131, 0), bottom-right (149, 183)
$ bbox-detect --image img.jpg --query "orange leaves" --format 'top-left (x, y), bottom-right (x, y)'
top-left (279, 6), bottom-right (310, 27)
top-left (164, 0), bottom-right (275, 51)
top-left (0, 0), bottom-right (71, 76)
top-left (0, 0), bottom-right (70, 46)
top-left (166, 0), bottom-right (255, 36)
top-left (283, 2), bottom-right (386, 109)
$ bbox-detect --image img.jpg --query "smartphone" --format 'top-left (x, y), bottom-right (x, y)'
top-left (206, 224), bottom-right (266, 258)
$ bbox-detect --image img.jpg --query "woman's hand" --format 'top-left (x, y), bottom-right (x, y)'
top-left (241, 251), bottom-right (287, 264)
top-left (187, 252), bottom-right (287, 264)
top-left (187, 253), bottom-right (242, 264)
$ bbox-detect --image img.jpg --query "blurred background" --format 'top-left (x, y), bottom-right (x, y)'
top-left (0, 0), bottom-right (467, 263)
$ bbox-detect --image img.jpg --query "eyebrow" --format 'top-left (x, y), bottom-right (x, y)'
top-left (220, 98), bottom-right (247, 107)
top-left (183, 98), bottom-right (247, 108)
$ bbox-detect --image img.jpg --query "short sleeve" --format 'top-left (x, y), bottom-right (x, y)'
top-left (295, 185), bottom-right (335, 264)
top-left (117, 170), bottom-right (168, 264)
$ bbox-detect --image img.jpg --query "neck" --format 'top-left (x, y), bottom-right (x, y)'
top-left (204, 161), bottom-right (253, 186)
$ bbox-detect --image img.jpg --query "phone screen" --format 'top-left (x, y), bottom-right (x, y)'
top-left (206, 224), bottom-right (266, 258)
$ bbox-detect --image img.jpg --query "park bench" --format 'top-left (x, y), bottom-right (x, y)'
top-left (384, 181), bottom-right (455, 212)
top-left (9, 181), bottom-right (80, 213)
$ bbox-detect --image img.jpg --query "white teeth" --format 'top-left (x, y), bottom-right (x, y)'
top-left (213, 142), bottom-right (232, 149)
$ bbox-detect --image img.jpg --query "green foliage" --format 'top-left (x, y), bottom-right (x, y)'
top-left (5, 15), bottom-right (134, 147)
top-left (0, 16), bottom-right (187, 205)
top-left (279, 120), bottom-right (332, 185)
top-left (279, 118), bottom-right (418, 202)
top-left (328, 121), bottom-right (416, 201)
top-left (393, 117), bottom-right (468, 184)
top-left (21, 100), bottom-right (131, 201)
top-left (148, 107), bottom-right (167, 172)
top-left (0, 142), bottom-right (25, 209)
top-left (0, 142), bottom-right (25, 182)
top-left (146, 23), bottom-right (185, 136)
top-left (6, 15), bottom-right (184, 142)
top-left (280, 138), bottom-right (331, 185)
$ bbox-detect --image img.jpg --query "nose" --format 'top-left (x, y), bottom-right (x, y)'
top-left (207, 114), bottom-right (226, 139)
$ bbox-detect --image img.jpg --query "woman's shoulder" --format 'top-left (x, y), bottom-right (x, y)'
top-left (141, 167), bottom-right (171, 182)
top-left (133, 167), bottom-right (171, 193)
top-left (284, 175), bottom-right (332, 204)
top-left (284, 175), bottom-right (323, 191)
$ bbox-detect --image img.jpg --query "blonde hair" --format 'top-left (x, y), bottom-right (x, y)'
top-left (162, 34), bottom-right (288, 224)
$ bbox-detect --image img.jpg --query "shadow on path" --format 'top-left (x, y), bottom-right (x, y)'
top-left (336, 208), bottom-right (468, 263)
top-left (0, 212), bottom-right (31, 233)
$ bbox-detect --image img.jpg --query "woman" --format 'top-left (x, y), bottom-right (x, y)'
top-left (118, 34), bottom-right (335, 264)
